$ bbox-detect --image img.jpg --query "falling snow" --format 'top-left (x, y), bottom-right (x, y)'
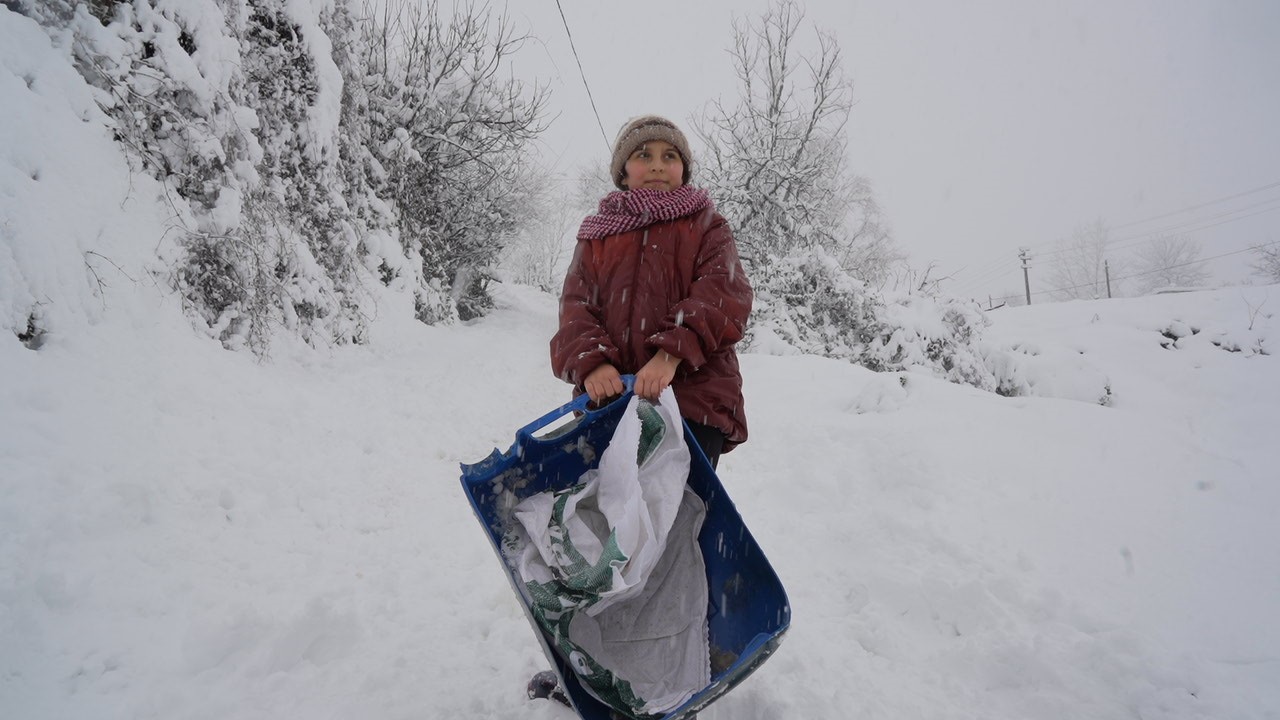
top-left (3, 7), bottom-right (1279, 720)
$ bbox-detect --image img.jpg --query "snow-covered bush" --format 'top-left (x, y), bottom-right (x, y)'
top-left (975, 341), bottom-right (1114, 405)
top-left (16, 0), bottom-right (549, 351)
top-left (360, 0), bottom-right (547, 323)
top-left (746, 247), bottom-right (887, 360)
top-left (863, 294), bottom-right (997, 391)
top-left (1251, 244), bottom-right (1280, 283)
top-left (27, 0), bottom-right (358, 350)
top-left (1, 6), bottom-right (177, 345)
top-left (748, 248), bottom-right (1007, 390)
top-left (743, 246), bottom-right (1120, 403)
top-left (10, 0), bottom-right (258, 347)
top-left (49, 0), bottom-right (257, 217)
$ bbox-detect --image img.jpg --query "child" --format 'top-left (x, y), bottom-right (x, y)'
top-left (550, 115), bottom-right (752, 468)
top-left (537, 117), bottom-right (754, 711)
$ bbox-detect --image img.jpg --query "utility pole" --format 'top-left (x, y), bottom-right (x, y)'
top-left (1019, 248), bottom-right (1032, 305)
top-left (1104, 260), bottom-right (1113, 298)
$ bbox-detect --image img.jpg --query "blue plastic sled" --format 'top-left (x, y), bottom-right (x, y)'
top-left (460, 379), bottom-right (791, 719)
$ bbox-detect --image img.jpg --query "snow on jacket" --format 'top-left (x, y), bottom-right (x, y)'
top-left (550, 205), bottom-right (753, 452)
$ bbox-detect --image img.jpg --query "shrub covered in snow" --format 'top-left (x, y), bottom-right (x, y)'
top-left (15, 0), bottom-right (547, 351)
top-left (746, 248), bottom-right (887, 361)
top-left (745, 247), bottom-right (1115, 404)
top-left (746, 247), bottom-right (992, 384)
top-left (358, 1), bottom-right (547, 323)
top-left (33, 0), bottom-right (273, 350)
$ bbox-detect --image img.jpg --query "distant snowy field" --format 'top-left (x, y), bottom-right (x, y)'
top-left (3, 8), bottom-right (1279, 720)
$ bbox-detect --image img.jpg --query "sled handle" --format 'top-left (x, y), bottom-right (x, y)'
top-left (516, 375), bottom-right (635, 443)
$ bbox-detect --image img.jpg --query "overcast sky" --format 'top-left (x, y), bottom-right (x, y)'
top-left (510, 0), bottom-right (1280, 301)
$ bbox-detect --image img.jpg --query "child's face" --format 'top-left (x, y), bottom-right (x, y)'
top-left (621, 140), bottom-right (684, 191)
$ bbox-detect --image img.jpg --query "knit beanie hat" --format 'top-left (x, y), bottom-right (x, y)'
top-left (610, 115), bottom-right (694, 190)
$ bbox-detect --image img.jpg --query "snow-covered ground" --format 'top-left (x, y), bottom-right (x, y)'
top-left (3, 8), bottom-right (1279, 720)
top-left (4, 280), bottom-right (1278, 720)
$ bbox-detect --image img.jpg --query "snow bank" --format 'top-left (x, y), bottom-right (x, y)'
top-left (0, 11), bottom-right (173, 340)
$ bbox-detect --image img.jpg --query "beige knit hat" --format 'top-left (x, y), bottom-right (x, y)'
top-left (610, 115), bottom-right (693, 190)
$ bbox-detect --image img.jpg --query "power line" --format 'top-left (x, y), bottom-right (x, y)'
top-left (1006, 197), bottom-right (1280, 272)
top-left (1110, 178), bottom-right (1280, 231)
top-left (954, 183), bottom-right (1280, 291)
top-left (953, 257), bottom-right (1023, 293)
top-left (1033, 198), bottom-right (1280, 261)
top-left (962, 197), bottom-right (1280, 293)
top-left (553, 0), bottom-right (611, 153)
top-left (1029, 240), bottom-right (1279, 299)
top-left (1120, 239), bottom-right (1280, 282)
top-left (1108, 195), bottom-right (1280, 247)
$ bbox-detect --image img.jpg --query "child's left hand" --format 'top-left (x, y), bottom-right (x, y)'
top-left (635, 350), bottom-right (682, 401)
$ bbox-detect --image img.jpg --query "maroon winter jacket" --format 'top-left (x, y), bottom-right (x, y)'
top-left (550, 206), bottom-right (752, 451)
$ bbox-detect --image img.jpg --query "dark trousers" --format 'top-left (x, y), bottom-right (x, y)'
top-left (685, 420), bottom-right (725, 469)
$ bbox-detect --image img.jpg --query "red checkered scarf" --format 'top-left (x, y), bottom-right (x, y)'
top-left (577, 186), bottom-right (711, 240)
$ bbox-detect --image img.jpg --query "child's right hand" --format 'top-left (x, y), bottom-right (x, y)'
top-left (583, 363), bottom-right (625, 404)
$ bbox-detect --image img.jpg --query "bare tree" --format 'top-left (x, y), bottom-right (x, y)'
top-left (1130, 234), bottom-right (1212, 294)
top-left (1046, 220), bottom-right (1120, 300)
top-left (501, 161), bottom-right (613, 292)
top-left (363, 0), bottom-right (550, 321)
top-left (890, 262), bottom-right (959, 297)
top-left (1250, 242), bottom-right (1280, 283)
top-left (692, 0), bottom-right (897, 283)
top-left (501, 175), bottom-right (574, 293)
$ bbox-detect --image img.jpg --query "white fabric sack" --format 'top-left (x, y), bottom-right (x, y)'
top-left (566, 486), bottom-right (709, 713)
top-left (510, 387), bottom-right (710, 715)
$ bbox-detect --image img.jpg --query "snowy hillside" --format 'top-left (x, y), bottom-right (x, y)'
top-left (4, 6), bottom-right (1280, 720)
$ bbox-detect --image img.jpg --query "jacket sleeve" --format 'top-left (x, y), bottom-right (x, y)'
top-left (647, 214), bottom-right (753, 369)
top-left (550, 240), bottom-right (622, 386)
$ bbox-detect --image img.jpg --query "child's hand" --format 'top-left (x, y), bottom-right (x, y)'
top-left (584, 363), bottom-right (625, 404)
top-left (635, 351), bottom-right (682, 402)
